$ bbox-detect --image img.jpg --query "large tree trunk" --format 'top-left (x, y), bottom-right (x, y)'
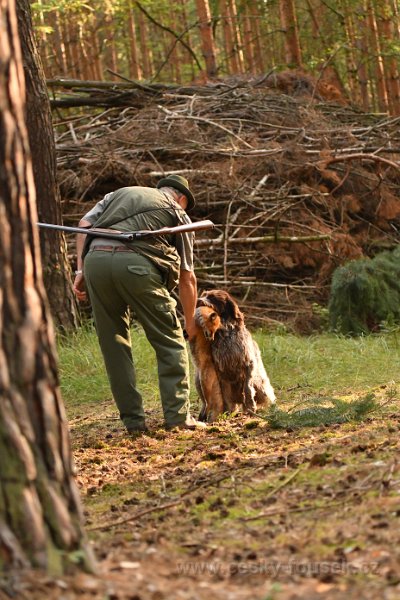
top-left (138, 9), bottom-right (153, 79)
top-left (47, 8), bottom-right (67, 76)
top-left (354, 2), bottom-right (370, 111)
top-left (0, 0), bottom-right (94, 574)
top-left (242, 5), bottom-right (256, 74)
top-left (367, 0), bottom-right (389, 113)
top-left (221, 0), bottom-right (239, 73)
top-left (279, 0), bottom-right (303, 67)
top-left (128, 3), bottom-right (142, 80)
top-left (249, 2), bottom-right (264, 72)
top-left (342, 6), bottom-right (362, 106)
top-left (227, 0), bottom-right (244, 73)
top-left (376, 0), bottom-right (400, 115)
top-left (16, 0), bottom-right (79, 330)
top-left (195, 0), bottom-right (218, 78)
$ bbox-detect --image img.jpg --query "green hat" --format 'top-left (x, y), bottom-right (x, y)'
top-left (157, 174), bottom-right (195, 211)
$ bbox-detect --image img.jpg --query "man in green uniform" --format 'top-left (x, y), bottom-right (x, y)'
top-left (73, 175), bottom-right (206, 433)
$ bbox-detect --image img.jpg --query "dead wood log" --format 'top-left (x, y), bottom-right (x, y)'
top-left (196, 234), bottom-right (331, 246)
top-left (322, 152), bottom-right (400, 171)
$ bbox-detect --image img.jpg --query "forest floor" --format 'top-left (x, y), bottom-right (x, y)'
top-left (14, 391), bottom-right (400, 600)
top-left (3, 326), bottom-right (400, 600)
top-left (6, 325), bottom-right (400, 600)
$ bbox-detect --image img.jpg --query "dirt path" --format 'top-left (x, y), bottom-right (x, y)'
top-left (7, 399), bottom-right (400, 600)
top-left (51, 399), bottom-right (400, 598)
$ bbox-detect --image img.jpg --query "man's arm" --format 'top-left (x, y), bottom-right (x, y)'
top-left (179, 269), bottom-right (198, 340)
top-left (73, 217), bottom-right (92, 302)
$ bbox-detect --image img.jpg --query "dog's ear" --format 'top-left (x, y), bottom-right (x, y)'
top-left (223, 293), bottom-right (244, 325)
top-left (197, 292), bottom-right (213, 308)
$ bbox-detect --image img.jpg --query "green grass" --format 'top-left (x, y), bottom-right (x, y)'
top-left (57, 322), bottom-right (158, 411)
top-left (256, 331), bottom-right (400, 400)
top-left (58, 325), bottom-right (400, 414)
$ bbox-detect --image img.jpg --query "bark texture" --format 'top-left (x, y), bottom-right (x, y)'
top-left (16, 0), bottom-right (79, 330)
top-left (195, 0), bottom-right (218, 78)
top-left (279, 0), bottom-right (303, 67)
top-left (0, 0), bottom-right (94, 574)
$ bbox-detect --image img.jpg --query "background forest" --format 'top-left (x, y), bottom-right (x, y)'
top-left (32, 0), bottom-right (400, 115)
top-left (29, 0), bottom-right (400, 332)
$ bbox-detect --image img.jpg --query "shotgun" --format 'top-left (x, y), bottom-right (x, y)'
top-left (37, 219), bottom-right (214, 241)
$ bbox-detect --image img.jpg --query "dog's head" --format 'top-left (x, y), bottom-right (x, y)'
top-left (197, 289), bottom-right (244, 328)
top-left (195, 306), bottom-right (222, 341)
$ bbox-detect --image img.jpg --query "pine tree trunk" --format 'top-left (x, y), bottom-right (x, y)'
top-left (69, 18), bottom-right (82, 78)
top-left (342, 6), bottom-right (362, 106)
top-left (161, 30), bottom-right (175, 80)
top-left (34, 0), bottom-right (50, 76)
top-left (128, 4), bottom-right (142, 80)
top-left (104, 11), bottom-right (118, 78)
top-left (78, 18), bottom-right (92, 81)
top-left (227, 0), bottom-right (244, 73)
top-left (138, 10), bottom-right (153, 79)
top-left (376, 0), bottom-right (400, 115)
top-left (392, 0), bottom-right (400, 38)
top-left (221, 0), bottom-right (239, 73)
top-left (16, 0), bottom-right (79, 330)
top-left (48, 9), bottom-right (67, 76)
top-left (90, 20), bottom-right (103, 80)
top-left (179, 0), bottom-right (196, 80)
top-left (195, 0), bottom-right (218, 78)
top-left (82, 31), bottom-right (97, 80)
top-left (354, 2), bottom-right (370, 111)
top-left (249, 2), bottom-right (264, 72)
top-left (61, 20), bottom-right (74, 77)
top-left (0, 0), bottom-right (93, 574)
top-left (367, 0), bottom-right (389, 112)
top-left (242, 5), bottom-right (256, 74)
top-left (279, 0), bottom-right (302, 67)
top-left (171, 40), bottom-right (182, 84)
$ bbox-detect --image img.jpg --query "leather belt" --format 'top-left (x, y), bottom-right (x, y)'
top-left (91, 245), bottom-right (134, 252)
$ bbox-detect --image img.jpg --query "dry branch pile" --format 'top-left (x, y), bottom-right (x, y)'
top-left (53, 73), bottom-right (400, 331)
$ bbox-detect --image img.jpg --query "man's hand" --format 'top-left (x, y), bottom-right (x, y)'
top-left (179, 269), bottom-right (198, 341)
top-left (73, 273), bottom-right (87, 302)
top-left (74, 218), bottom-right (91, 302)
top-left (184, 318), bottom-right (200, 341)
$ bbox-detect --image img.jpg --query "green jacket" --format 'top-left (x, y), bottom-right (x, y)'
top-left (83, 186), bottom-right (187, 290)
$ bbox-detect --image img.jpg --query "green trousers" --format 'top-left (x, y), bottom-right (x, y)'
top-left (84, 248), bottom-right (190, 430)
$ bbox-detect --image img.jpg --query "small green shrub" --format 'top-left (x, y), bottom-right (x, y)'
top-left (329, 247), bottom-right (400, 335)
top-left (264, 393), bottom-right (377, 429)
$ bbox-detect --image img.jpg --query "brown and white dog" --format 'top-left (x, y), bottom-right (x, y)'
top-left (191, 289), bottom-right (276, 422)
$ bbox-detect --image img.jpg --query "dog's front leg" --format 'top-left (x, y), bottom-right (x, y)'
top-left (195, 371), bottom-right (209, 422)
top-left (244, 364), bottom-right (257, 412)
top-left (199, 371), bottom-right (224, 422)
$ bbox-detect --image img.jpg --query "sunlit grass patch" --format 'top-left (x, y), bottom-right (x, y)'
top-left (58, 322), bottom-right (160, 411)
top-left (58, 325), bottom-right (400, 422)
top-left (255, 330), bottom-right (400, 404)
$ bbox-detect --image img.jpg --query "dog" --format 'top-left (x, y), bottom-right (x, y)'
top-left (189, 306), bottom-right (224, 423)
top-left (196, 289), bottom-right (276, 420)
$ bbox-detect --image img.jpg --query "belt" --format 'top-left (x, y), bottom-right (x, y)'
top-left (90, 245), bottom-right (134, 252)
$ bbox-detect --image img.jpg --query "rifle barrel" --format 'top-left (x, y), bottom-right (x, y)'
top-left (37, 220), bottom-right (214, 240)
